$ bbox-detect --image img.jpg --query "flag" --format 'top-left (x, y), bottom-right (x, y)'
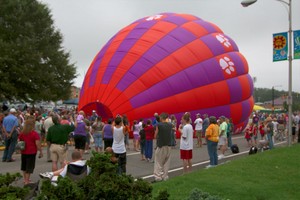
top-left (273, 32), bottom-right (288, 62)
top-left (294, 30), bottom-right (300, 59)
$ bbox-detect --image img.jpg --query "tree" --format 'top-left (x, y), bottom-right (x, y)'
top-left (0, 0), bottom-right (77, 102)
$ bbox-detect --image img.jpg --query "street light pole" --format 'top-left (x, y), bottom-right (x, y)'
top-left (241, 0), bottom-right (293, 146)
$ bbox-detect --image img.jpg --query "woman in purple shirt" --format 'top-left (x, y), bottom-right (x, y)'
top-left (102, 118), bottom-right (113, 149)
top-left (74, 112), bottom-right (88, 156)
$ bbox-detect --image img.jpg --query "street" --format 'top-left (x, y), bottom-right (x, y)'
top-left (0, 134), bottom-right (285, 186)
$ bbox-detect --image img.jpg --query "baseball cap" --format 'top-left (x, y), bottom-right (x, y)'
top-left (10, 108), bottom-right (17, 113)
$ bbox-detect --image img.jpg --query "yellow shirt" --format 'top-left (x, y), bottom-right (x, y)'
top-left (205, 124), bottom-right (219, 142)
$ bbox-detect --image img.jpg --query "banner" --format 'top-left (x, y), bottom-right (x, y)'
top-left (273, 32), bottom-right (288, 62)
top-left (294, 30), bottom-right (300, 59)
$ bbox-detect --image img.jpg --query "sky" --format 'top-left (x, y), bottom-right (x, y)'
top-left (39, 0), bottom-right (300, 93)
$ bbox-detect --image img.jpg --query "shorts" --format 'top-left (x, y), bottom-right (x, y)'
top-left (180, 149), bottom-right (192, 160)
top-left (50, 144), bottom-right (67, 163)
top-left (133, 133), bottom-right (140, 140)
top-left (218, 136), bottom-right (227, 146)
top-left (196, 130), bottom-right (203, 138)
top-left (292, 127), bottom-right (296, 136)
top-left (21, 154), bottom-right (36, 173)
top-left (93, 133), bottom-right (103, 148)
top-left (74, 135), bottom-right (87, 150)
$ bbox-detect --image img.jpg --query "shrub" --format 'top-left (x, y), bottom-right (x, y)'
top-left (0, 173), bottom-right (29, 200)
top-left (37, 151), bottom-right (154, 200)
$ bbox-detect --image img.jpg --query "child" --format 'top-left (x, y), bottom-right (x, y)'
top-left (258, 121), bottom-right (265, 139)
top-left (244, 123), bottom-right (253, 147)
top-left (252, 123), bottom-right (258, 146)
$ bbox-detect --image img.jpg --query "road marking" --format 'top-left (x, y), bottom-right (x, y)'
top-left (140, 141), bottom-right (286, 180)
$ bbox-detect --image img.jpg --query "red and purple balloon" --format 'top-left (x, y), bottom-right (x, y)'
top-left (78, 13), bottom-right (254, 131)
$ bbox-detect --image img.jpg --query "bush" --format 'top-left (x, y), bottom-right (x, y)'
top-left (0, 173), bottom-right (29, 200)
top-left (37, 151), bottom-right (154, 200)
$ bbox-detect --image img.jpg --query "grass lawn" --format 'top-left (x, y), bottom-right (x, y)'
top-left (152, 144), bottom-right (300, 200)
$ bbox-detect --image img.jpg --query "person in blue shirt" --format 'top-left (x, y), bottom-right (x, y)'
top-left (2, 108), bottom-right (19, 162)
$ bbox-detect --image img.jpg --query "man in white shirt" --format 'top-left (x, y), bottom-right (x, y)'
top-left (194, 113), bottom-right (203, 147)
top-left (39, 151), bottom-right (90, 182)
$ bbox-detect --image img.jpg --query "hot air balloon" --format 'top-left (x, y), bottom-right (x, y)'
top-left (78, 13), bottom-right (254, 131)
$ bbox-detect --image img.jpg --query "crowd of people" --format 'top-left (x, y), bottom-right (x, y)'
top-left (1, 104), bottom-right (300, 185)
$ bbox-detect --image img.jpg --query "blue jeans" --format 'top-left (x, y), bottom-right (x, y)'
top-left (207, 140), bottom-right (218, 166)
top-left (267, 133), bottom-right (274, 149)
top-left (140, 141), bottom-right (146, 156)
top-left (2, 130), bottom-right (18, 161)
top-left (115, 152), bottom-right (126, 174)
top-left (145, 140), bottom-right (153, 159)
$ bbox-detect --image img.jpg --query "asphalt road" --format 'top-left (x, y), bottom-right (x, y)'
top-left (0, 133), bottom-right (286, 186)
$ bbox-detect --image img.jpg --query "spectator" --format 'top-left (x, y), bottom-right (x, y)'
top-left (265, 117), bottom-right (274, 149)
top-left (47, 114), bottom-right (75, 171)
top-left (112, 115), bottom-right (127, 174)
top-left (194, 113), bottom-right (203, 147)
top-left (92, 116), bottom-right (104, 152)
top-left (153, 112), bottom-right (173, 182)
top-left (73, 111), bottom-right (88, 156)
top-left (19, 117), bottom-right (43, 185)
top-left (179, 113), bottom-right (194, 173)
top-left (144, 119), bottom-right (155, 162)
top-left (103, 118), bottom-right (113, 149)
top-left (139, 123), bottom-right (146, 161)
top-left (132, 120), bottom-right (141, 151)
top-left (2, 108), bottom-right (19, 162)
top-left (202, 114), bottom-right (209, 145)
top-left (226, 118), bottom-right (234, 149)
top-left (218, 116), bottom-right (228, 159)
top-left (43, 112), bottom-right (54, 162)
top-left (39, 151), bottom-right (90, 182)
top-left (205, 116), bottom-right (219, 168)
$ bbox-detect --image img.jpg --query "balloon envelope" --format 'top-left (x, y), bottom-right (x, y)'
top-left (78, 13), bottom-right (254, 130)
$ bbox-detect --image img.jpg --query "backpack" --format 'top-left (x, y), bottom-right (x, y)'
top-left (231, 144), bottom-right (239, 154)
top-left (249, 146), bottom-right (258, 155)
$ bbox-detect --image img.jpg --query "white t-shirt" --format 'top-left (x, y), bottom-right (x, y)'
top-left (180, 124), bottom-right (194, 150)
top-left (194, 118), bottom-right (203, 131)
top-left (112, 126), bottom-right (126, 154)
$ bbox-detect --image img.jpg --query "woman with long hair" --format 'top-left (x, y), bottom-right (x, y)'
top-left (18, 116), bottom-right (43, 185)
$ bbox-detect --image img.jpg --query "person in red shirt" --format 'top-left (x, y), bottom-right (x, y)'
top-left (144, 119), bottom-right (155, 162)
top-left (18, 116), bottom-right (43, 185)
top-left (244, 123), bottom-right (253, 147)
top-left (258, 121), bottom-right (265, 139)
